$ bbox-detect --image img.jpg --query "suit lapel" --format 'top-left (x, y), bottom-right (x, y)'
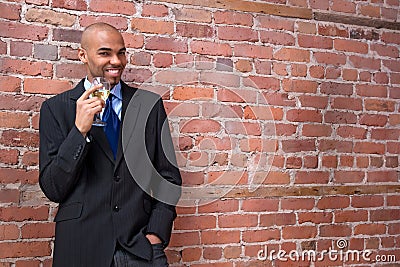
top-left (70, 79), bottom-right (115, 163)
top-left (71, 80), bottom-right (141, 167)
top-left (69, 79), bottom-right (86, 101)
top-left (115, 82), bottom-right (140, 170)
top-left (91, 126), bottom-right (115, 163)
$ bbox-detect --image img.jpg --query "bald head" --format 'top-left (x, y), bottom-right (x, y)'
top-left (78, 22), bottom-right (127, 87)
top-left (81, 23), bottom-right (121, 49)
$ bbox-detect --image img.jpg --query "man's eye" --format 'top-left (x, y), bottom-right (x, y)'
top-left (99, 52), bottom-right (109, 56)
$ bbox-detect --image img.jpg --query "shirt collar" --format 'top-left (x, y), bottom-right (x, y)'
top-left (84, 77), bottom-right (122, 100)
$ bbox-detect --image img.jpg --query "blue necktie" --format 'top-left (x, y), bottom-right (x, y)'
top-left (103, 94), bottom-right (120, 159)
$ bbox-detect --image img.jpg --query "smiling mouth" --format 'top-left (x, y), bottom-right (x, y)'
top-left (105, 69), bottom-right (120, 75)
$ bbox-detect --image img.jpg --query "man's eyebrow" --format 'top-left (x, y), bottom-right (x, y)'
top-left (97, 47), bottom-right (112, 51)
top-left (96, 47), bottom-right (126, 52)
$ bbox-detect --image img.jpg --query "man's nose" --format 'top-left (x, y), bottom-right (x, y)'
top-left (110, 53), bottom-right (121, 65)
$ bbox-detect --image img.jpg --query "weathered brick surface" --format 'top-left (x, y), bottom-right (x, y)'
top-left (0, 0), bottom-right (399, 265)
top-left (25, 8), bottom-right (75, 26)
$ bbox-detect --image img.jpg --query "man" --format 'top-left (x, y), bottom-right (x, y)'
top-left (39, 23), bottom-right (182, 266)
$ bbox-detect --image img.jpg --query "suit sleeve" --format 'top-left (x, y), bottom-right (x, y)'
top-left (39, 100), bottom-right (90, 203)
top-left (146, 98), bottom-right (182, 247)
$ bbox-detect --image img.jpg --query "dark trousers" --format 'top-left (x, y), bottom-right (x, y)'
top-left (111, 244), bottom-right (169, 267)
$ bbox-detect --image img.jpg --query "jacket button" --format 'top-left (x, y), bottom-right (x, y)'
top-left (114, 175), bottom-right (120, 182)
top-left (113, 205), bottom-right (119, 212)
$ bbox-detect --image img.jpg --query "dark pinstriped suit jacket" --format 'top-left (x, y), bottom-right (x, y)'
top-left (39, 79), bottom-right (182, 267)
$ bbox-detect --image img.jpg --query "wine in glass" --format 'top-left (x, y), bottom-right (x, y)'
top-left (91, 77), bottom-right (110, 127)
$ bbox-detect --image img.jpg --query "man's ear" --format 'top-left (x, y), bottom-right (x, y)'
top-left (78, 48), bottom-right (87, 63)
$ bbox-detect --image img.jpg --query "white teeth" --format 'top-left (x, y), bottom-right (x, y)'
top-left (107, 69), bottom-right (119, 74)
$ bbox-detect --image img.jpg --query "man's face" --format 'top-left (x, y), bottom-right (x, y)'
top-left (79, 29), bottom-right (127, 87)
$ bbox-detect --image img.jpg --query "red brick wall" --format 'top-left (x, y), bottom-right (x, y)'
top-left (1, 0), bottom-right (400, 266)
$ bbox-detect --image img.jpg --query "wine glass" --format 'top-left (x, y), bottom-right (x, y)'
top-left (91, 77), bottom-right (110, 127)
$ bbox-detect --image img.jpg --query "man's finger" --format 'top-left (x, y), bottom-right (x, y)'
top-left (85, 98), bottom-right (105, 109)
top-left (82, 96), bottom-right (104, 105)
top-left (79, 84), bottom-right (103, 101)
